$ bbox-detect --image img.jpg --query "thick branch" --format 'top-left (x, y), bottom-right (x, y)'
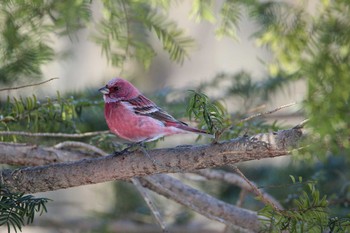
top-left (31, 217), bottom-right (223, 233)
top-left (0, 128), bottom-right (302, 194)
top-left (0, 142), bottom-right (100, 166)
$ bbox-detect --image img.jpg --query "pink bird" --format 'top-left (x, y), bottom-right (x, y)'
top-left (99, 78), bottom-right (211, 143)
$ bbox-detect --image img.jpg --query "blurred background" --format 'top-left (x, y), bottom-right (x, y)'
top-left (0, 0), bottom-right (349, 232)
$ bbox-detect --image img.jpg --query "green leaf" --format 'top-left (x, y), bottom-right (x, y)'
top-left (190, 0), bottom-right (216, 23)
top-left (143, 10), bottom-right (195, 64)
top-left (289, 175), bottom-right (296, 184)
top-left (216, 0), bottom-right (241, 40)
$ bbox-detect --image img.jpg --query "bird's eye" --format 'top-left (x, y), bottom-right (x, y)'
top-left (113, 86), bottom-right (119, 91)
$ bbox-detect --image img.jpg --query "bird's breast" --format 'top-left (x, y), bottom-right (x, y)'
top-left (104, 102), bottom-right (169, 142)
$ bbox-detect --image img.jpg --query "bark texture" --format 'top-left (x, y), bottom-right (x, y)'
top-left (141, 175), bottom-right (260, 232)
top-left (0, 128), bottom-right (302, 194)
top-left (0, 128), bottom-right (303, 232)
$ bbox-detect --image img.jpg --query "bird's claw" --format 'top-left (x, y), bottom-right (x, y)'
top-left (112, 148), bottom-right (129, 156)
top-left (112, 142), bottom-right (145, 156)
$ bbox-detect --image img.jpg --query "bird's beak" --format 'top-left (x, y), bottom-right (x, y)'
top-left (99, 86), bottom-right (109, 94)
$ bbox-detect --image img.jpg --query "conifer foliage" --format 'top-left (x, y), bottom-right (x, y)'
top-left (1, 1), bottom-right (350, 232)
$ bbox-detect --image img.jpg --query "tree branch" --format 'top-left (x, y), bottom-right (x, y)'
top-left (140, 175), bottom-right (260, 232)
top-left (131, 178), bottom-right (167, 232)
top-left (0, 130), bottom-right (110, 138)
top-left (231, 166), bottom-right (282, 211)
top-left (0, 127), bottom-right (303, 194)
top-left (195, 169), bottom-right (283, 210)
top-left (31, 217), bottom-right (224, 233)
top-left (0, 78), bottom-right (59, 92)
top-left (238, 102), bottom-right (297, 124)
top-left (0, 142), bottom-right (101, 166)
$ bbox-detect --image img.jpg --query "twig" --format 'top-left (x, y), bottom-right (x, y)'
top-left (236, 189), bottom-right (248, 207)
top-left (216, 102), bottom-right (297, 139)
top-left (0, 130), bottom-right (110, 138)
top-left (238, 102), bottom-right (297, 124)
top-left (238, 102), bottom-right (296, 124)
top-left (196, 169), bottom-right (283, 210)
top-left (54, 141), bottom-right (108, 156)
top-left (293, 119), bottom-right (309, 129)
top-left (230, 166), bottom-right (282, 212)
top-left (0, 77), bottom-right (59, 92)
top-left (131, 178), bottom-right (168, 232)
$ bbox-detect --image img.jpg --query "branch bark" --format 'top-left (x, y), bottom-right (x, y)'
top-left (140, 175), bottom-right (260, 232)
top-left (0, 128), bottom-right (303, 194)
top-left (30, 217), bottom-right (224, 233)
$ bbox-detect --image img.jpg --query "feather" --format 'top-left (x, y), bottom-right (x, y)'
top-left (123, 95), bottom-right (185, 126)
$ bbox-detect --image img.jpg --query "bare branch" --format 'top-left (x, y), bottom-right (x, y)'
top-left (0, 128), bottom-right (303, 232)
top-left (217, 102), bottom-right (297, 138)
top-left (0, 127), bottom-right (303, 194)
top-left (131, 178), bottom-right (167, 232)
top-left (140, 175), bottom-right (260, 232)
top-left (0, 142), bottom-right (101, 166)
top-left (231, 166), bottom-right (282, 212)
top-left (54, 141), bottom-right (108, 156)
top-left (195, 169), bottom-right (283, 210)
top-left (31, 217), bottom-right (224, 233)
top-left (238, 102), bottom-right (297, 124)
top-left (0, 130), bottom-right (110, 138)
top-left (236, 189), bottom-right (248, 207)
top-left (0, 77), bottom-right (59, 92)
top-left (293, 119), bottom-right (309, 129)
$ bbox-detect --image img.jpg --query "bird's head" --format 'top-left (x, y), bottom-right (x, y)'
top-left (99, 78), bottom-right (140, 103)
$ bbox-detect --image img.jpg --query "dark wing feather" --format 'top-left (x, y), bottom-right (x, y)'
top-left (124, 95), bottom-right (187, 126)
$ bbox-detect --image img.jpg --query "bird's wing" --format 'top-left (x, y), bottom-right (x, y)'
top-left (123, 95), bottom-right (187, 126)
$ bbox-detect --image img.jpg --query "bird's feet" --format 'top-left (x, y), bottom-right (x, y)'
top-left (112, 142), bottom-right (145, 156)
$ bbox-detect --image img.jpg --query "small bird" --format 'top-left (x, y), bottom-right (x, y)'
top-left (99, 78), bottom-right (211, 143)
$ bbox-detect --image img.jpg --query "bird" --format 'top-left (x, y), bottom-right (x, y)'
top-left (99, 78), bottom-right (211, 143)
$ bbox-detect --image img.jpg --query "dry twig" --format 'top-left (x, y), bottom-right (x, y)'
top-left (196, 169), bottom-right (283, 210)
top-left (0, 130), bottom-right (110, 138)
top-left (131, 178), bottom-right (168, 232)
top-left (231, 166), bottom-right (283, 212)
top-left (54, 141), bottom-right (108, 156)
top-left (217, 102), bottom-right (297, 138)
top-left (238, 102), bottom-right (297, 124)
top-left (0, 77), bottom-right (59, 92)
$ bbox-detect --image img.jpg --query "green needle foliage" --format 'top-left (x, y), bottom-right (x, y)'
top-left (190, 0), bottom-right (215, 23)
top-left (186, 90), bottom-right (231, 138)
top-left (0, 0), bottom-right (92, 83)
top-left (0, 0), bottom-right (195, 83)
top-left (0, 185), bottom-right (50, 233)
top-left (1, 1), bottom-right (350, 232)
top-left (259, 176), bottom-right (350, 232)
top-left (251, 1), bottom-right (350, 157)
top-left (216, 0), bottom-right (241, 40)
top-left (94, 0), bottom-right (195, 68)
top-left (0, 92), bottom-right (104, 144)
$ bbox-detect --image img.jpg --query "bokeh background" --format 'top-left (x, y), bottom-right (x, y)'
top-left (1, 0), bottom-right (349, 232)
